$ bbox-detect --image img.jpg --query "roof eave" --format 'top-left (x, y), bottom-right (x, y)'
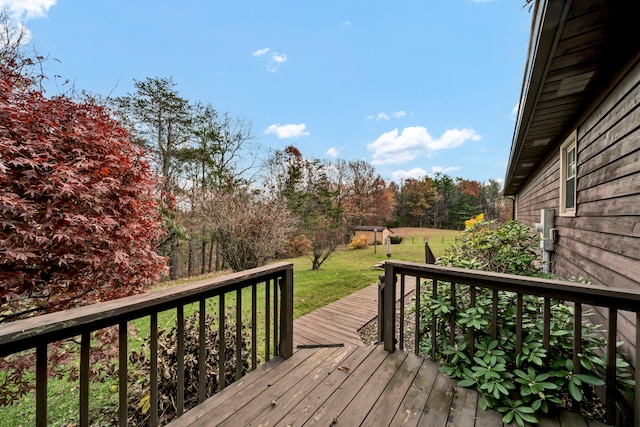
top-left (504, 0), bottom-right (569, 196)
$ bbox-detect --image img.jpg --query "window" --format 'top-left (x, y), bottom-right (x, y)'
top-left (559, 132), bottom-right (577, 215)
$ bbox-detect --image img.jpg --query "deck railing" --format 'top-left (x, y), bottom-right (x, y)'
top-left (0, 262), bottom-right (294, 427)
top-left (379, 260), bottom-right (640, 426)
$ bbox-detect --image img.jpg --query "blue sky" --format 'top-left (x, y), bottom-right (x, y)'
top-left (3, 0), bottom-right (532, 185)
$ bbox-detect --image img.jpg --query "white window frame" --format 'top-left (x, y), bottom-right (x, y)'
top-left (559, 131), bottom-right (577, 216)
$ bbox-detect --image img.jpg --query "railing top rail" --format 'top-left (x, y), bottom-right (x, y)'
top-left (0, 262), bottom-right (293, 357)
top-left (384, 260), bottom-right (640, 312)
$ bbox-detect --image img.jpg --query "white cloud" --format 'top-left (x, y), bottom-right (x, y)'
top-left (366, 111), bottom-right (406, 120)
top-left (431, 166), bottom-right (461, 175)
top-left (510, 102), bottom-right (519, 120)
top-left (0, 0), bottom-right (55, 44)
top-left (367, 126), bottom-right (481, 165)
top-left (343, 20), bottom-right (351, 27)
top-left (391, 168), bottom-right (428, 182)
top-left (265, 123), bottom-right (309, 139)
top-left (252, 47), bottom-right (270, 57)
top-left (326, 147), bottom-right (341, 158)
top-left (0, 0), bottom-right (56, 19)
top-left (253, 48), bottom-right (287, 73)
top-left (272, 53), bottom-right (287, 63)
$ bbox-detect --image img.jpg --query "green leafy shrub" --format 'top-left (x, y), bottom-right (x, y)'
top-left (439, 220), bottom-right (541, 276)
top-left (389, 236), bottom-right (403, 244)
top-left (126, 310), bottom-right (252, 425)
top-left (417, 220), bottom-right (634, 426)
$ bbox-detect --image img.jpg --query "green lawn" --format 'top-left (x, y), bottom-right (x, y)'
top-left (0, 227), bottom-right (461, 426)
top-left (286, 228), bottom-right (459, 318)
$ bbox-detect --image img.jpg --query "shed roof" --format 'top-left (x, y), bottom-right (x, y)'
top-left (354, 226), bottom-right (388, 232)
top-left (504, 0), bottom-right (639, 196)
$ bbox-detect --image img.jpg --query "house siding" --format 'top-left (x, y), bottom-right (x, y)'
top-left (515, 58), bottom-right (640, 365)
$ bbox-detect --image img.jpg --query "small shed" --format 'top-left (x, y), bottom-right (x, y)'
top-left (353, 226), bottom-right (390, 245)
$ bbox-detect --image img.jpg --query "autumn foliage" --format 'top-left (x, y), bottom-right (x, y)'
top-left (0, 57), bottom-right (166, 321)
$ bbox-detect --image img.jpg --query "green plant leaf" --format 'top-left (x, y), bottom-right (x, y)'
top-left (568, 380), bottom-right (583, 401)
top-left (575, 374), bottom-right (605, 386)
top-left (458, 378), bottom-right (476, 387)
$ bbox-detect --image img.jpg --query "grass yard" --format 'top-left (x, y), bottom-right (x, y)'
top-left (0, 227), bottom-right (460, 426)
top-left (287, 227), bottom-right (459, 318)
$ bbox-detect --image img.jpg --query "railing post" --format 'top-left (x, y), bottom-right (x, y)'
top-left (635, 311), bottom-right (640, 427)
top-left (279, 266), bottom-right (294, 359)
top-left (383, 262), bottom-right (396, 352)
top-left (378, 275), bottom-right (385, 344)
top-left (36, 344), bottom-right (47, 427)
top-left (425, 241), bottom-right (436, 264)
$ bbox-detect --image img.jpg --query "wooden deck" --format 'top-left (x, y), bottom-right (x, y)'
top-left (169, 282), bottom-right (609, 427)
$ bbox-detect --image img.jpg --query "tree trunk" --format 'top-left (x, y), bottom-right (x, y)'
top-left (187, 238), bottom-right (193, 277)
top-left (208, 233), bottom-right (215, 272)
top-left (169, 234), bottom-right (179, 280)
top-left (215, 242), bottom-right (222, 271)
top-left (200, 228), bottom-right (206, 275)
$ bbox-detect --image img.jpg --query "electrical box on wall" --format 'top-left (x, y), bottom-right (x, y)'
top-left (534, 208), bottom-right (555, 274)
top-left (534, 209), bottom-right (555, 251)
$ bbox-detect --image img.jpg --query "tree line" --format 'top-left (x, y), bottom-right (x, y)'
top-left (114, 76), bottom-right (512, 278)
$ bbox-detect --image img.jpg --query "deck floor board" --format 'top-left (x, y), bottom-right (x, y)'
top-left (167, 281), bottom-right (608, 427)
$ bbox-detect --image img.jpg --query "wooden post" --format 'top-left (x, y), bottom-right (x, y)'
top-left (386, 237), bottom-right (391, 258)
top-left (383, 263), bottom-right (396, 352)
top-left (373, 229), bottom-right (377, 253)
top-left (635, 311), bottom-right (640, 427)
top-left (36, 344), bottom-right (47, 427)
top-left (378, 275), bottom-right (385, 344)
top-left (279, 266), bottom-right (294, 359)
top-left (425, 242), bottom-right (435, 264)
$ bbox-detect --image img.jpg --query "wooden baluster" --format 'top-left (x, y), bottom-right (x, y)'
top-left (150, 313), bottom-right (158, 426)
top-left (469, 286), bottom-right (476, 358)
top-left (218, 293), bottom-right (226, 391)
top-left (118, 321), bottom-right (128, 427)
top-left (399, 274), bottom-right (405, 351)
top-left (383, 263), bottom-right (396, 352)
top-left (274, 278), bottom-right (279, 356)
top-left (572, 302), bottom-right (582, 376)
top-left (449, 283), bottom-right (457, 347)
top-left (606, 308), bottom-right (617, 426)
top-left (36, 344), bottom-right (47, 427)
top-left (543, 297), bottom-right (551, 352)
top-left (431, 279), bottom-right (437, 360)
top-left (236, 288), bottom-right (243, 380)
top-left (635, 311), bottom-right (640, 427)
top-left (491, 290), bottom-right (498, 340)
top-left (378, 277), bottom-right (385, 344)
top-left (198, 299), bottom-right (206, 403)
top-left (414, 277), bottom-right (420, 354)
top-left (80, 332), bottom-right (90, 427)
top-left (516, 294), bottom-right (523, 354)
top-left (251, 283), bottom-right (257, 369)
top-left (279, 268), bottom-right (294, 359)
top-left (176, 305), bottom-right (185, 416)
top-left (265, 279), bottom-right (271, 361)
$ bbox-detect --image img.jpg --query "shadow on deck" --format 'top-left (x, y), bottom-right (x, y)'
top-left (169, 284), bottom-right (604, 427)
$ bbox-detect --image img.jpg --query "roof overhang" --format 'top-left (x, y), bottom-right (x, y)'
top-left (504, 0), bottom-right (639, 196)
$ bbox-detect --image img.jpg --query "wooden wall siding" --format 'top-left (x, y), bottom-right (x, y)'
top-left (515, 58), bottom-right (640, 366)
top-left (516, 156), bottom-right (559, 226)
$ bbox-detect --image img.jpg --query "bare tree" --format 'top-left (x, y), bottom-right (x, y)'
top-left (204, 187), bottom-right (293, 271)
